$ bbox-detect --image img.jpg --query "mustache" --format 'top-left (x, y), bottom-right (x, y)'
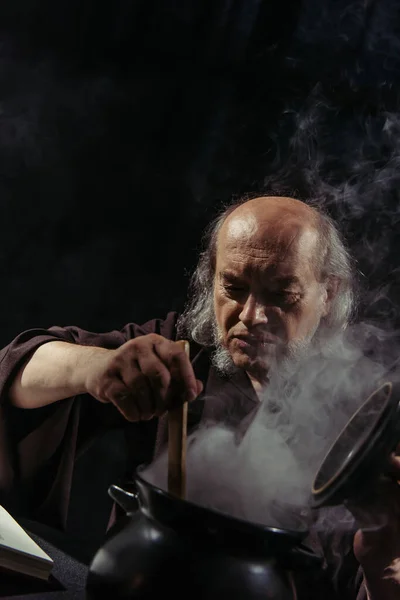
top-left (229, 332), bottom-right (282, 345)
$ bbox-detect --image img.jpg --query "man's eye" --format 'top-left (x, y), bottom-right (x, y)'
top-left (224, 285), bottom-right (246, 294)
top-left (271, 292), bottom-right (299, 306)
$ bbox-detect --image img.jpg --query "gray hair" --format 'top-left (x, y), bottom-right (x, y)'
top-left (177, 197), bottom-right (356, 346)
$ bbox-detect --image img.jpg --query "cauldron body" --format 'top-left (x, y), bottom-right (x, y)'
top-left (86, 470), bottom-right (317, 600)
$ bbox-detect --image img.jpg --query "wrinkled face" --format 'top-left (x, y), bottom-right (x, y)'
top-left (213, 213), bottom-right (331, 381)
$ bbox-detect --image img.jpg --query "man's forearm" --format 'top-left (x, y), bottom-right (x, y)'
top-left (8, 341), bottom-right (109, 409)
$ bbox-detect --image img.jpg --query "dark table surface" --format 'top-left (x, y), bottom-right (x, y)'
top-left (0, 520), bottom-right (91, 600)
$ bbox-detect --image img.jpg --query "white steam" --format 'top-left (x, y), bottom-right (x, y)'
top-left (143, 322), bottom-right (398, 530)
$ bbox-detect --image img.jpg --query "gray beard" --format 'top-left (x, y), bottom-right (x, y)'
top-left (211, 344), bottom-right (239, 378)
top-left (210, 319), bottom-right (321, 380)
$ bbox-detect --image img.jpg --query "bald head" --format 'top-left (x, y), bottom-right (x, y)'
top-left (218, 196), bottom-right (322, 274)
top-left (227, 196), bottom-right (319, 224)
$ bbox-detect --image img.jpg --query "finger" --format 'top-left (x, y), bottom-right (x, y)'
top-left (389, 453), bottom-right (400, 471)
top-left (119, 358), bottom-right (160, 419)
top-left (117, 394), bottom-right (141, 422)
top-left (382, 453), bottom-right (400, 483)
top-left (129, 349), bottom-right (172, 408)
top-left (165, 373), bottom-right (204, 409)
top-left (114, 358), bottom-right (153, 418)
top-left (164, 351), bottom-right (204, 409)
top-left (154, 339), bottom-right (198, 401)
top-left (104, 380), bottom-right (141, 422)
top-left (129, 342), bottom-right (173, 415)
top-left (103, 378), bottom-right (130, 404)
top-left (127, 373), bottom-right (156, 420)
top-left (164, 377), bottom-right (190, 410)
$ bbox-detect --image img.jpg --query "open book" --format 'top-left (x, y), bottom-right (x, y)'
top-left (0, 505), bottom-right (54, 580)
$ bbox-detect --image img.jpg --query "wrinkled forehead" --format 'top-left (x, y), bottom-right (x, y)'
top-left (219, 213), bottom-right (318, 257)
top-left (214, 213), bottom-right (321, 284)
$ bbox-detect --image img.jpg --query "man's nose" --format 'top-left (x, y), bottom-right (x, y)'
top-left (239, 295), bottom-right (268, 327)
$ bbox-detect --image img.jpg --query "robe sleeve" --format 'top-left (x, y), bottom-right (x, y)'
top-left (0, 311), bottom-right (179, 529)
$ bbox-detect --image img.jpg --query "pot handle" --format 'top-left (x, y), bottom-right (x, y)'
top-left (108, 483), bottom-right (139, 514)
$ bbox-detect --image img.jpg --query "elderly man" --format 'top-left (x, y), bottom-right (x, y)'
top-left (0, 196), bottom-right (398, 599)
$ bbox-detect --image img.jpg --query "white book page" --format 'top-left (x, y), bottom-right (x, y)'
top-left (0, 505), bottom-right (53, 564)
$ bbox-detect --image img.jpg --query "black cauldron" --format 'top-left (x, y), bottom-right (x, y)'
top-left (86, 468), bottom-right (319, 600)
top-left (86, 378), bottom-right (400, 600)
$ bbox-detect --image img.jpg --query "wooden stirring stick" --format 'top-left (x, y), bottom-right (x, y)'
top-left (168, 340), bottom-right (189, 499)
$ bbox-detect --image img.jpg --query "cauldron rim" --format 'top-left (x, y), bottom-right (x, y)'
top-left (134, 465), bottom-right (309, 546)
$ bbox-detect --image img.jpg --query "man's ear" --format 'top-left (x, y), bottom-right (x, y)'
top-left (321, 276), bottom-right (340, 317)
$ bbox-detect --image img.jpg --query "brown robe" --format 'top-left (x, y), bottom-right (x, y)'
top-left (0, 311), bottom-right (366, 599)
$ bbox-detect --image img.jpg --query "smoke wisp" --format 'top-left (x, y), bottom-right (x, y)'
top-left (143, 322), bottom-right (399, 530)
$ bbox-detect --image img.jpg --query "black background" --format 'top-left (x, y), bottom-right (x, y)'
top-left (0, 0), bottom-right (399, 344)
